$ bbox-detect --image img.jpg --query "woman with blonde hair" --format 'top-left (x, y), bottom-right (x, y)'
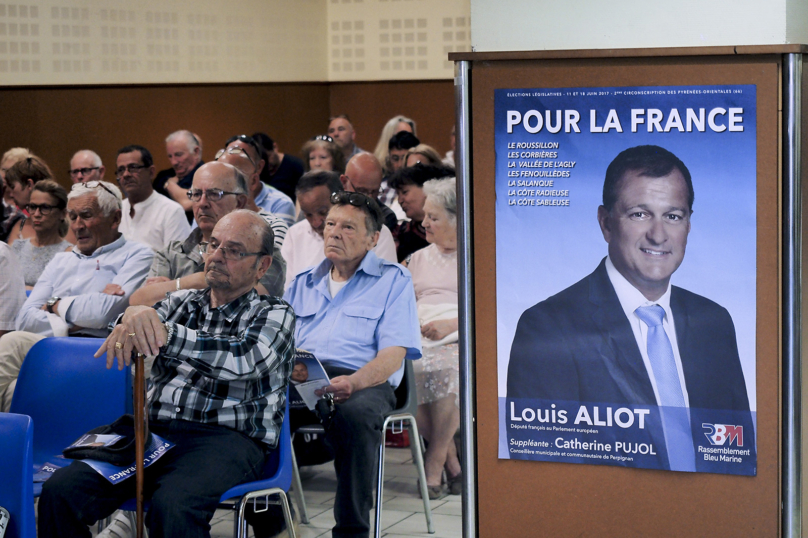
top-left (373, 115), bottom-right (416, 173)
top-left (405, 144), bottom-right (444, 168)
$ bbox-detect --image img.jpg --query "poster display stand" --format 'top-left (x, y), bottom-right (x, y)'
top-left (451, 46), bottom-right (808, 538)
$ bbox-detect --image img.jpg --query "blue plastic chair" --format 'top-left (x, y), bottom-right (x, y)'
top-left (119, 397), bottom-right (296, 538)
top-left (9, 337), bottom-right (131, 495)
top-left (0, 413), bottom-right (36, 538)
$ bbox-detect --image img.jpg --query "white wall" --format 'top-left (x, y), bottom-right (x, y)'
top-left (0, 0), bottom-right (469, 86)
top-left (327, 0), bottom-right (470, 81)
top-left (471, 0), bottom-right (795, 52)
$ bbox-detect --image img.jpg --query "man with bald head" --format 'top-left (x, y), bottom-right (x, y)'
top-left (40, 209), bottom-right (296, 537)
top-left (340, 153), bottom-right (398, 231)
top-left (69, 150), bottom-right (105, 184)
top-left (131, 161), bottom-right (286, 305)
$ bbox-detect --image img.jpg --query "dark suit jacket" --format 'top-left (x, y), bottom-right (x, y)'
top-left (506, 259), bottom-right (754, 470)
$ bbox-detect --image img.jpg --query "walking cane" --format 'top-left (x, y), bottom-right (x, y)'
top-left (133, 352), bottom-right (148, 538)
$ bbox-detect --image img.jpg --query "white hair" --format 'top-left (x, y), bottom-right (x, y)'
top-left (166, 130), bottom-right (201, 152)
top-left (423, 177), bottom-right (456, 226)
top-left (71, 149), bottom-right (102, 167)
top-left (67, 180), bottom-right (122, 216)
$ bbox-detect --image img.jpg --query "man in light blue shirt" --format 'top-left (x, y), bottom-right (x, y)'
top-left (220, 134), bottom-right (296, 227)
top-left (0, 180), bottom-right (152, 410)
top-left (276, 191), bottom-right (421, 538)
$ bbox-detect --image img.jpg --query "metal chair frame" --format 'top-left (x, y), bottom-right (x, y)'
top-left (291, 360), bottom-right (435, 536)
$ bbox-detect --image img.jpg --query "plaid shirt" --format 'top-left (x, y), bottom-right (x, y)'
top-left (149, 288), bottom-right (296, 448)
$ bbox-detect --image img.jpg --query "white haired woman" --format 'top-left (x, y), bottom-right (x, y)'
top-left (404, 176), bottom-right (461, 499)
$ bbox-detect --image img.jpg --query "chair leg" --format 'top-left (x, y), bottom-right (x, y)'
top-left (407, 416), bottom-right (435, 534)
top-left (289, 435), bottom-right (310, 524)
top-left (373, 420), bottom-right (388, 538)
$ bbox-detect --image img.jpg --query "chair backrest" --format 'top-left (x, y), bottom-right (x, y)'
top-left (221, 391), bottom-right (294, 499)
top-left (0, 413), bottom-right (36, 538)
top-left (392, 359), bottom-right (417, 416)
top-left (9, 337), bottom-right (132, 467)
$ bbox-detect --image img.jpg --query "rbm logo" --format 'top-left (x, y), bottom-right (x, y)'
top-left (702, 423), bottom-right (743, 446)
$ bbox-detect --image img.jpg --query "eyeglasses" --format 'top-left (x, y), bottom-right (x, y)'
top-left (226, 134), bottom-right (263, 160)
top-left (342, 177), bottom-right (380, 198)
top-left (25, 203), bottom-right (60, 215)
top-left (312, 134), bottom-right (334, 143)
top-left (186, 188), bottom-right (243, 202)
top-left (68, 167), bottom-right (100, 178)
top-left (71, 180), bottom-right (118, 199)
top-left (115, 164), bottom-right (149, 178)
top-left (214, 147), bottom-right (255, 167)
top-left (198, 241), bottom-right (264, 261)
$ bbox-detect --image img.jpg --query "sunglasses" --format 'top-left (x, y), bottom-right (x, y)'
top-left (71, 180), bottom-right (118, 199)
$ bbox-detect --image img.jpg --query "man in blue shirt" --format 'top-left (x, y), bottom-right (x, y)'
top-left (280, 191), bottom-right (421, 538)
top-left (0, 180), bottom-right (153, 411)
top-left (219, 134), bottom-right (296, 227)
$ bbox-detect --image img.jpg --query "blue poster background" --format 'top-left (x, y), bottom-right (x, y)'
top-left (495, 85), bottom-right (757, 475)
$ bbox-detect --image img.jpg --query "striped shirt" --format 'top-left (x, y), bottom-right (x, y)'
top-left (148, 288), bottom-right (296, 447)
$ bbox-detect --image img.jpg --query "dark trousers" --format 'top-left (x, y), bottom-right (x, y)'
top-left (255, 366), bottom-right (396, 538)
top-left (39, 419), bottom-right (267, 538)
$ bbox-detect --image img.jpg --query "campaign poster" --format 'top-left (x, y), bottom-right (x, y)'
top-left (496, 85), bottom-right (757, 476)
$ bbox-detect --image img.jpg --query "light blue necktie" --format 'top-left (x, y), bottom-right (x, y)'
top-left (634, 305), bottom-right (696, 472)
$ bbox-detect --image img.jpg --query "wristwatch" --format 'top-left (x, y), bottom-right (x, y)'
top-left (46, 296), bottom-right (61, 314)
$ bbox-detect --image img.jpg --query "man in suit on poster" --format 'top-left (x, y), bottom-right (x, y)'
top-left (506, 145), bottom-right (754, 472)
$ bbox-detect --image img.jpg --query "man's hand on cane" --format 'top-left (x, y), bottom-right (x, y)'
top-left (94, 306), bottom-right (168, 370)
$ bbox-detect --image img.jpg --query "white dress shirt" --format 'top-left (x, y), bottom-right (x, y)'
top-left (281, 218), bottom-right (398, 289)
top-left (605, 256), bottom-right (690, 408)
top-left (16, 235), bottom-right (153, 337)
top-left (120, 191), bottom-right (191, 252)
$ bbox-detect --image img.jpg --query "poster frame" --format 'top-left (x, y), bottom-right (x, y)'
top-left (451, 46), bottom-right (803, 538)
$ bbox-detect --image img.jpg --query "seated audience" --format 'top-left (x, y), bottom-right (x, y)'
top-left (40, 210), bottom-right (295, 538)
top-left (220, 134), bottom-right (295, 227)
top-left (391, 164), bottom-right (454, 262)
top-left (5, 156), bottom-right (56, 244)
top-left (68, 149), bottom-right (106, 184)
top-left (405, 144), bottom-right (445, 168)
top-left (0, 243), bottom-right (25, 338)
top-left (302, 135), bottom-right (346, 174)
top-left (405, 177), bottom-right (461, 499)
top-left (328, 114), bottom-right (365, 162)
top-left (374, 116), bottom-right (417, 207)
top-left (442, 125), bottom-right (456, 167)
top-left (116, 144), bottom-right (191, 252)
top-left (10, 180), bottom-right (72, 288)
top-left (263, 191), bottom-right (421, 538)
top-left (0, 180), bottom-right (153, 410)
top-left (154, 130), bottom-right (204, 219)
top-left (253, 132), bottom-right (305, 202)
top-left (281, 170), bottom-right (397, 289)
top-left (1, 148), bottom-right (32, 242)
top-left (386, 131), bottom-right (421, 177)
top-left (373, 115), bottom-right (417, 174)
top-left (131, 161), bottom-right (286, 305)
top-left (341, 153), bottom-right (398, 231)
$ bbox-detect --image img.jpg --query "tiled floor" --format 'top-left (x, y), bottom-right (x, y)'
top-left (209, 446), bottom-right (463, 538)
